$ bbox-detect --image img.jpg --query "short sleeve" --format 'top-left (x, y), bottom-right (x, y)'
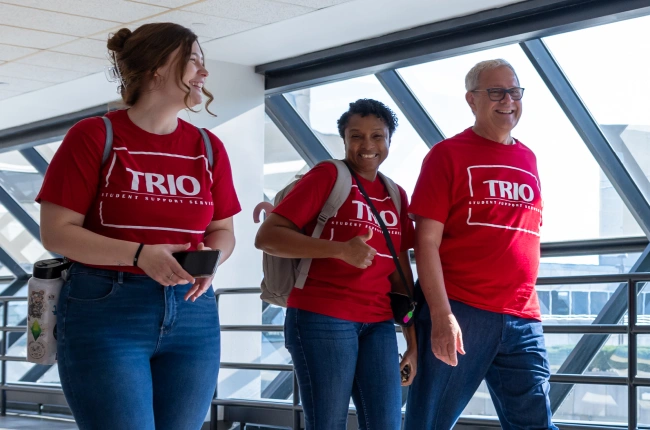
top-left (398, 186), bottom-right (415, 251)
top-left (208, 132), bottom-right (241, 220)
top-left (273, 163), bottom-right (337, 229)
top-left (409, 143), bottom-right (453, 224)
top-left (35, 117), bottom-right (106, 215)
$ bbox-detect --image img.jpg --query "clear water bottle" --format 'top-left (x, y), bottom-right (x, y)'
top-left (27, 258), bottom-right (70, 365)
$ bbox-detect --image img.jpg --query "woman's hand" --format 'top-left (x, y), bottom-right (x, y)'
top-left (184, 242), bottom-right (215, 302)
top-left (400, 347), bottom-right (418, 386)
top-left (338, 228), bottom-right (377, 269)
top-left (137, 243), bottom-right (195, 287)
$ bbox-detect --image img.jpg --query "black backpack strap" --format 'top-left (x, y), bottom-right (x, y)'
top-left (101, 116), bottom-right (113, 166)
top-left (197, 127), bottom-right (213, 170)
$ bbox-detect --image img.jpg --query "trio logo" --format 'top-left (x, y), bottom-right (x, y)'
top-left (482, 180), bottom-right (535, 202)
top-left (126, 168), bottom-right (201, 196)
top-left (351, 200), bottom-right (398, 227)
top-left (466, 165), bottom-right (542, 236)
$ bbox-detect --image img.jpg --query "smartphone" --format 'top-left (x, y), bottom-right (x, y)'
top-left (172, 250), bottom-right (222, 278)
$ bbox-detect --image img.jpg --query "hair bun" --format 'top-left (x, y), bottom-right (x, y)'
top-left (107, 28), bottom-right (132, 53)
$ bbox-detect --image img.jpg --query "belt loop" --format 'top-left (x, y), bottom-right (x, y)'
top-left (118, 271), bottom-right (124, 285)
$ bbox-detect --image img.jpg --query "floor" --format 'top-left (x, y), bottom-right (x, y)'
top-left (0, 414), bottom-right (77, 430)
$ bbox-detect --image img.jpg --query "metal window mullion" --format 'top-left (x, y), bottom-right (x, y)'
top-left (0, 184), bottom-right (40, 242)
top-left (0, 248), bottom-right (26, 280)
top-left (521, 39), bottom-right (650, 238)
top-left (18, 148), bottom-right (48, 176)
top-left (265, 95), bottom-right (332, 167)
top-left (375, 70), bottom-right (445, 148)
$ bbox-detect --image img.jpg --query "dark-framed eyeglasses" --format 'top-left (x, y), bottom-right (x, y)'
top-left (471, 87), bottom-right (525, 101)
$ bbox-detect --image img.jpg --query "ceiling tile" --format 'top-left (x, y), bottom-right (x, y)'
top-left (0, 0), bottom-right (168, 23)
top-left (0, 26), bottom-right (77, 49)
top-left (184, 0), bottom-right (313, 25)
top-left (17, 51), bottom-right (107, 74)
top-left (0, 75), bottom-right (53, 91)
top-left (50, 39), bottom-right (108, 60)
top-left (126, 0), bottom-right (200, 7)
top-left (272, 0), bottom-right (351, 7)
top-left (0, 88), bottom-right (24, 101)
top-left (0, 85), bottom-right (25, 100)
top-left (0, 4), bottom-right (117, 37)
top-left (131, 10), bottom-right (260, 38)
top-left (87, 26), bottom-right (124, 42)
top-left (0, 44), bottom-right (38, 62)
top-left (0, 63), bottom-right (89, 83)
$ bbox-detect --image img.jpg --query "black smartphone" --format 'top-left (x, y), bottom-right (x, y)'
top-left (172, 250), bottom-right (222, 278)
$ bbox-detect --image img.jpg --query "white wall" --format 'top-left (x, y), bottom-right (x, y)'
top-left (187, 60), bottom-right (266, 402)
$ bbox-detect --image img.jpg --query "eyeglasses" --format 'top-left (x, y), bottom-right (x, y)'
top-left (471, 87), bottom-right (525, 101)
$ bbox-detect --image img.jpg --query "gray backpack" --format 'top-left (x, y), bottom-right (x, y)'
top-left (100, 116), bottom-right (213, 168)
top-left (260, 159), bottom-right (402, 307)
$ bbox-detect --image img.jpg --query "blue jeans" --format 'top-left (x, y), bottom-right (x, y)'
top-left (405, 299), bottom-right (557, 430)
top-left (284, 308), bottom-right (402, 430)
top-left (57, 264), bottom-right (220, 430)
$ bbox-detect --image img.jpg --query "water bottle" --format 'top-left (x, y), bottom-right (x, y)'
top-left (27, 258), bottom-right (70, 365)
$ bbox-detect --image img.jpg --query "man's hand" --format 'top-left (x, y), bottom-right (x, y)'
top-left (430, 312), bottom-right (465, 366)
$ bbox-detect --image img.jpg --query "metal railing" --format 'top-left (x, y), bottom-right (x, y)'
top-left (212, 273), bottom-right (650, 430)
top-left (0, 296), bottom-right (67, 416)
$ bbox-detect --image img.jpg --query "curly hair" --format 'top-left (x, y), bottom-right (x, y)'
top-left (107, 23), bottom-right (215, 115)
top-left (337, 98), bottom-right (398, 139)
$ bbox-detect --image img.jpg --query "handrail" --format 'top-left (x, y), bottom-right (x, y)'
top-left (212, 273), bottom-right (650, 430)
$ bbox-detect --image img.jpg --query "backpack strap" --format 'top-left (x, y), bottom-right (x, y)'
top-left (294, 159), bottom-right (351, 289)
top-left (197, 127), bottom-right (214, 170)
top-left (99, 117), bottom-right (214, 170)
top-left (377, 171), bottom-right (401, 215)
top-left (101, 116), bottom-right (113, 166)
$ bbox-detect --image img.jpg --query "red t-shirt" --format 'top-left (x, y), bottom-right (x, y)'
top-left (36, 109), bottom-right (241, 274)
top-left (409, 128), bottom-right (542, 320)
top-left (273, 162), bottom-right (415, 323)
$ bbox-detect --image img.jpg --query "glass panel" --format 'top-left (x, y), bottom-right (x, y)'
top-left (637, 282), bottom-right (650, 325)
top-left (540, 252), bottom-right (641, 277)
top-left (264, 114), bottom-right (307, 200)
top-left (221, 331), bottom-right (291, 366)
top-left (398, 44), bottom-right (644, 241)
top-left (0, 150), bottom-right (42, 222)
top-left (285, 76), bottom-right (430, 196)
top-left (637, 335), bottom-right (650, 378)
top-left (551, 291), bottom-right (570, 315)
top-left (0, 207), bottom-right (52, 272)
top-left (540, 283), bottom-right (622, 324)
top-left (217, 369), bottom-right (293, 402)
top-left (462, 380), bottom-right (497, 418)
top-left (34, 140), bottom-right (61, 164)
top-left (554, 383), bottom-right (627, 424)
top-left (571, 291), bottom-right (588, 315)
top-left (639, 386), bottom-right (650, 426)
top-left (545, 16), bottom-right (650, 206)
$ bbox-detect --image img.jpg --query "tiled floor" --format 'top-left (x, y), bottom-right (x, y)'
top-left (0, 414), bottom-right (77, 430)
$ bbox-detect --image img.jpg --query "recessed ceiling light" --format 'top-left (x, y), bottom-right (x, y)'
top-left (191, 22), bottom-right (206, 26)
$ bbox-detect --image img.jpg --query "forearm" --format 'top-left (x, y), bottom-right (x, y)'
top-left (42, 224), bottom-right (139, 267)
top-left (203, 229), bottom-right (235, 265)
top-left (256, 226), bottom-right (344, 260)
top-left (414, 244), bottom-right (451, 315)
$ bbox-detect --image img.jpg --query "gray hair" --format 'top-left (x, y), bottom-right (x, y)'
top-left (465, 59), bottom-right (519, 91)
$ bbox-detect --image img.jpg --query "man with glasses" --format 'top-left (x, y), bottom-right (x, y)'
top-left (405, 59), bottom-right (557, 429)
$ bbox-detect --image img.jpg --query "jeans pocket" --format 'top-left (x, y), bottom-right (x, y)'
top-left (200, 286), bottom-right (215, 299)
top-left (66, 273), bottom-right (119, 302)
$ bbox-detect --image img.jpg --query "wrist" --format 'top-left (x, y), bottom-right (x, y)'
top-left (133, 243), bottom-right (145, 267)
top-left (330, 241), bottom-right (346, 260)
